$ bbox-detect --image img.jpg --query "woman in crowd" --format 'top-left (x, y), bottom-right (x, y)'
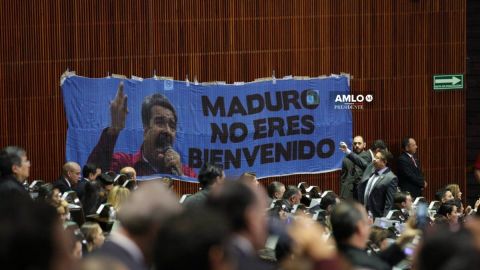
top-left (80, 222), bottom-right (105, 253)
top-left (446, 184), bottom-right (462, 200)
top-left (436, 201), bottom-right (459, 225)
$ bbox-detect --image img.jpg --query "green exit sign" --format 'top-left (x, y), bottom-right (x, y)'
top-left (433, 74), bottom-right (463, 90)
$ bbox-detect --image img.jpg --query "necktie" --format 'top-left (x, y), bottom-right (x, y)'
top-left (364, 171), bottom-right (379, 206)
top-left (410, 156), bottom-right (418, 168)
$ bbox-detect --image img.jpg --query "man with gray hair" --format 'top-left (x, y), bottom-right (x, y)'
top-left (93, 181), bottom-right (181, 270)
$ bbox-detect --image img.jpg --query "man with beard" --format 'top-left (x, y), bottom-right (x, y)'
top-left (87, 82), bottom-right (195, 177)
top-left (339, 136), bottom-right (369, 200)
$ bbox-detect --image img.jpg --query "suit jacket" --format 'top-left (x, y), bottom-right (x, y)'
top-left (230, 237), bottom-right (275, 270)
top-left (397, 152), bottom-right (424, 198)
top-left (338, 243), bottom-right (405, 270)
top-left (92, 240), bottom-right (147, 270)
top-left (53, 177), bottom-right (73, 194)
top-left (75, 178), bottom-right (89, 200)
top-left (358, 167), bottom-right (398, 218)
top-left (183, 188), bottom-right (210, 209)
top-left (0, 175), bottom-right (30, 200)
top-left (340, 150), bottom-right (371, 199)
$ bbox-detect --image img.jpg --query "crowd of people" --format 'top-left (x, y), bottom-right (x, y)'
top-left (1, 138), bottom-right (480, 270)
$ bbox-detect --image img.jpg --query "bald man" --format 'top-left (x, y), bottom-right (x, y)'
top-left (53, 162), bottom-right (81, 194)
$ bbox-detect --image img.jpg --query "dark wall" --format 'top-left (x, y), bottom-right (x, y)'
top-left (0, 0), bottom-right (466, 198)
top-left (467, 0), bottom-right (480, 205)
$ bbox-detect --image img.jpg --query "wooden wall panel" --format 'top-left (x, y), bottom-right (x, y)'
top-left (0, 0), bottom-right (466, 200)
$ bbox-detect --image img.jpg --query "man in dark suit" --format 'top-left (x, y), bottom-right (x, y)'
top-left (53, 162), bottom-right (81, 194)
top-left (207, 181), bottom-right (274, 270)
top-left (397, 137), bottom-right (426, 198)
top-left (75, 163), bottom-right (100, 200)
top-left (357, 150), bottom-right (398, 218)
top-left (183, 163), bottom-right (224, 209)
top-left (0, 146), bottom-right (31, 199)
top-left (340, 139), bottom-right (388, 180)
top-left (340, 136), bottom-right (370, 200)
top-left (331, 201), bottom-right (409, 270)
top-left (93, 182), bottom-right (181, 270)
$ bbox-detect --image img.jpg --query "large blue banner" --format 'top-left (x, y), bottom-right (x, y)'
top-left (62, 75), bottom-right (352, 182)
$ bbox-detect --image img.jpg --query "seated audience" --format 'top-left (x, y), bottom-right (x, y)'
top-left (154, 208), bottom-right (232, 270)
top-left (281, 186), bottom-right (302, 213)
top-left (435, 188), bottom-right (454, 203)
top-left (184, 163), bottom-right (225, 208)
top-left (436, 201), bottom-right (459, 225)
top-left (266, 181), bottom-right (286, 204)
top-left (416, 227), bottom-right (480, 270)
top-left (0, 146), bottom-right (31, 199)
top-left (107, 186), bottom-right (131, 218)
top-left (37, 183), bottom-right (62, 207)
top-left (0, 193), bottom-right (73, 269)
top-left (238, 171), bottom-right (259, 187)
top-left (207, 181), bottom-right (274, 270)
top-left (330, 201), bottom-right (414, 270)
top-left (81, 222), bottom-right (105, 253)
top-left (54, 162), bottom-right (81, 194)
top-left (446, 183), bottom-right (462, 200)
top-left (76, 163), bottom-right (100, 200)
top-left (392, 191), bottom-right (413, 222)
top-left (93, 182), bottom-right (181, 270)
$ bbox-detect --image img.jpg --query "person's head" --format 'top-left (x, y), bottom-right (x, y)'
top-left (352, 136), bottom-right (366, 154)
top-left (62, 162), bottom-right (81, 186)
top-left (97, 173), bottom-right (114, 192)
top-left (238, 172), bottom-right (259, 187)
top-left (371, 139), bottom-right (388, 154)
top-left (207, 181), bottom-right (268, 250)
top-left (0, 194), bottom-right (73, 270)
top-left (107, 186), bottom-right (130, 211)
top-left (80, 222), bottom-right (105, 252)
top-left (283, 186), bottom-right (302, 205)
top-left (402, 137), bottom-right (418, 154)
top-left (446, 184), bottom-right (462, 200)
top-left (394, 191), bottom-right (413, 211)
top-left (82, 163), bottom-right (99, 181)
top-left (438, 188), bottom-right (454, 203)
top-left (0, 146), bottom-right (30, 181)
top-left (319, 192), bottom-right (338, 214)
top-left (452, 198), bottom-right (464, 217)
top-left (369, 226), bottom-right (391, 251)
top-left (120, 166), bottom-right (137, 181)
top-left (37, 183), bottom-right (62, 207)
top-left (437, 201), bottom-right (458, 224)
top-left (198, 163), bottom-right (225, 189)
top-left (267, 181), bottom-right (286, 200)
top-left (331, 201), bottom-right (370, 248)
top-left (117, 182), bottom-right (181, 264)
top-left (373, 149), bottom-right (392, 170)
top-left (154, 208), bottom-right (232, 270)
top-left (57, 200), bottom-right (70, 224)
top-left (416, 227), bottom-right (480, 270)
top-left (141, 94), bottom-right (178, 170)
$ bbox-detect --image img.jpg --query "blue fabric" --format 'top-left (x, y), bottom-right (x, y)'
top-left (62, 76), bottom-right (352, 181)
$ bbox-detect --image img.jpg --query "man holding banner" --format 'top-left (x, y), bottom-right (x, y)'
top-left (87, 82), bottom-right (196, 177)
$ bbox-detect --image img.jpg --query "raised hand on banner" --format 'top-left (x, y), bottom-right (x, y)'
top-left (339, 141), bottom-right (351, 154)
top-left (109, 82), bottom-right (128, 134)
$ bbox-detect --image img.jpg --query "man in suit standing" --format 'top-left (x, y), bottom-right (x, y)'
top-left (397, 137), bottom-right (426, 198)
top-left (340, 136), bottom-right (370, 200)
top-left (183, 163), bottom-right (224, 209)
top-left (53, 162), bottom-right (81, 194)
top-left (357, 150), bottom-right (398, 218)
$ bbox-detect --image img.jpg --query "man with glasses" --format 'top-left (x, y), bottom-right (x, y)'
top-left (0, 146), bottom-right (31, 198)
top-left (339, 136), bottom-right (369, 200)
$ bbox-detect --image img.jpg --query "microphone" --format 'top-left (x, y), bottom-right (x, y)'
top-left (164, 146), bottom-right (180, 176)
